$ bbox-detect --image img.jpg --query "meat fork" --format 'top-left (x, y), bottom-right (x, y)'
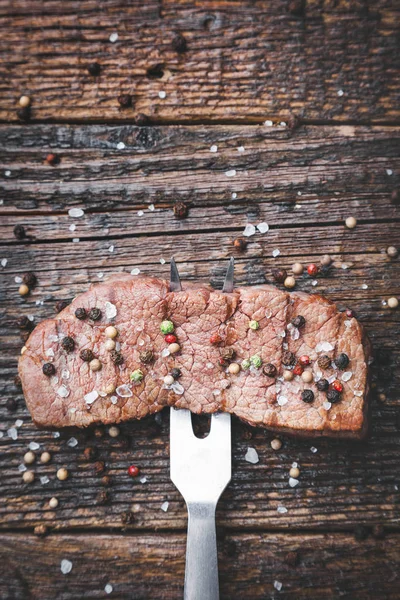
top-left (169, 258), bottom-right (233, 600)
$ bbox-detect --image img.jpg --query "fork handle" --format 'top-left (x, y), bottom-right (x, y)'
top-left (184, 502), bottom-right (219, 600)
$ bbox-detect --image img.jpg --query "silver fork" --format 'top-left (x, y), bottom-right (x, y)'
top-left (169, 258), bottom-right (233, 600)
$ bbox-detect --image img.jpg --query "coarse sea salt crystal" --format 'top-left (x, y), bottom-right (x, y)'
top-left (53, 431), bottom-right (60, 438)
top-left (130, 268), bottom-right (141, 275)
top-left (341, 371), bottom-right (352, 382)
top-left (110, 396), bottom-right (118, 404)
top-left (314, 370), bottom-right (322, 382)
top-left (292, 462), bottom-right (298, 469)
top-left (257, 222), bottom-right (269, 234)
top-left (272, 249), bottom-right (280, 258)
top-left (161, 348), bottom-right (170, 358)
top-left (149, 204), bottom-right (155, 211)
top-left (243, 224), bottom-right (256, 237)
top-left (277, 395), bottom-right (288, 406)
top-left (328, 373), bottom-right (337, 384)
top-left (310, 446), bottom-right (318, 453)
top-left (323, 401), bottom-right (332, 410)
top-left (108, 245), bottom-right (114, 253)
top-left (311, 280), bottom-right (318, 287)
top-left (109, 32), bottom-right (118, 43)
top-left (116, 385), bottom-right (132, 398)
top-left (15, 419), bottom-right (23, 428)
top-left (315, 341), bottom-right (334, 352)
top-left (158, 91), bottom-right (166, 99)
top-left (264, 120), bottom-right (273, 126)
top-left (57, 385), bottom-right (70, 398)
top-left (117, 142), bottom-right (125, 150)
top-left (1, 258), bottom-right (7, 267)
top-left (67, 437), bottom-right (78, 448)
top-left (361, 283), bottom-right (368, 290)
top-left (18, 464), bottom-right (27, 472)
top-left (265, 309), bottom-right (273, 319)
top-left (84, 390), bottom-right (99, 405)
top-left (72, 238), bottom-right (80, 243)
top-left (238, 146), bottom-right (245, 152)
top-left (344, 320), bottom-right (352, 328)
top-left (354, 390), bottom-right (363, 397)
top-left (7, 427), bottom-right (18, 440)
top-left (61, 369), bottom-right (70, 380)
top-left (5, 170), bottom-right (11, 176)
top-left (337, 89), bottom-right (344, 97)
top-left (140, 476), bottom-right (148, 484)
top-left (245, 447), bottom-right (259, 464)
top-left (210, 145), bottom-right (218, 153)
top-left (68, 208), bottom-right (84, 218)
top-left (289, 477), bottom-right (299, 488)
top-left (274, 581), bottom-right (283, 592)
top-left (69, 224), bottom-right (76, 232)
top-left (212, 389), bottom-right (221, 396)
top-left (232, 192), bottom-right (237, 199)
top-left (287, 323), bottom-right (299, 340)
top-left (105, 584), bottom-right (113, 594)
top-left (105, 301), bottom-right (117, 319)
top-left (115, 341), bottom-right (121, 351)
top-left (15, 276), bottom-right (23, 283)
top-left (137, 210), bottom-right (144, 216)
top-left (40, 475), bottom-right (50, 485)
top-left (61, 559), bottom-right (73, 575)
top-left (386, 169), bottom-right (393, 176)
top-left (160, 258), bottom-right (166, 264)
top-left (277, 506), bottom-right (287, 514)
top-left (225, 169), bottom-right (236, 177)
top-left (98, 391), bottom-right (107, 397)
top-left (161, 501), bottom-right (169, 512)
top-left (170, 381), bottom-right (184, 395)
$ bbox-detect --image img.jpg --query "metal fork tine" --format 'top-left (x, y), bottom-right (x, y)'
top-left (209, 412), bottom-right (231, 443)
top-left (222, 257), bottom-right (234, 293)
top-left (170, 257), bottom-right (182, 292)
top-left (170, 407), bottom-right (195, 442)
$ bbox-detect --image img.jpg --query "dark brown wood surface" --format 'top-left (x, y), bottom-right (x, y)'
top-left (1, 1), bottom-right (400, 598)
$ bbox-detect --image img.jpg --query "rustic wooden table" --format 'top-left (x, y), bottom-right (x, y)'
top-left (1, 1), bottom-right (399, 598)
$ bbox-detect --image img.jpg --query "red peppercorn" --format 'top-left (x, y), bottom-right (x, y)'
top-left (165, 334), bottom-right (177, 344)
top-left (345, 309), bottom-right (354, 318)
top-left (307, 264), bottom-right (319, 277)
top-left (46, 153), bottom-right (60, 166)
top-left (210, 333), bottom-right (223, 345)
top-left (293, 364), bottom-right (303, 376)
top-left (332, 380), bottom-right (343, 393)
top-left (127, 465), bottom-right (140, 477)
top-left (299, 355), bottom-right (310, 366)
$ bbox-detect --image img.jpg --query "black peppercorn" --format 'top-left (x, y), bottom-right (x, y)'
top-left (46, 153), bottom-right (60, 166)
top-left (75, 307), bottom-right (87, 320)
top-left (17, 107), bottom-right (31, 122)
top-left (334, 353), bottom-right (349, 370)
top-left (222, 348), bottom-right (236, 362)
top-left (326, 389), bottom-right (341, 404)
top-left (61, 336), bottom-right (75, 352)
top-left (80, 349), bottom-right (94, 362)
top-left (317, 354), bottom-right (331, 370)
top-left (88, 307), bottom-right (102, 321)
top-left (110, 350), bottom-right (124, 365)
top-left (117, 94), bottom-right (132, 108)
top-left (22, 272), bottom-right (37, 288)
top-left (291, 315), bottom-right (305, 328)
top-left (6, 398), bottom-right (18, 411)
top-left (87, 62), bottom-right (101, 76)
top-left (135, 113), bottom-right (149, 126)
top-left (55, 300), bottom-right (70, 313)
top-left (17, 315), bottom-right (32, 330)
top-left (170, 368), bottom-right (182, 379)
top-left (13, 224), bottom-right (26, 240)
top-left (282, 351), bottom-right (296, 366)
top-left (42, 362), bottom-right (56, 376)
top-left (139, 350), bottom-right (154, 364)
top-left (262, 363), bottom-right (277, 377)
top-left (301, 389), bottom-right (314, 403)
top-left (316, 378), bottom-right (329, 392)
top-left (272, 268), bottom-right (287, 284)
top-left (233, 237), bottom-right (247, 252)
top-left (173, 202), bottom-right (188, 219)
top-left (171, 33), bottom-right (187, 53)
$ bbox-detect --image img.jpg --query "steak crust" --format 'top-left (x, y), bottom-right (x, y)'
top-left (19, 276), bottom-right (370, 438)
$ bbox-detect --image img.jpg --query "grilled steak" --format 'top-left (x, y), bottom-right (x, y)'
top-left (19, 275), bottom-right (370, 438)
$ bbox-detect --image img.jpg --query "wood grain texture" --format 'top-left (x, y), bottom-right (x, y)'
top-left (0, 0), bottom-right (399, 123)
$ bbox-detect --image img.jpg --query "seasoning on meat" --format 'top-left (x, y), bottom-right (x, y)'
top-left (110, 350), bottom-right (124, 365)
top-left (291, 315), bottom-right (305, 328)
top-left (327, 389), bottom-right (341, 404)
top-left (130, 369), bottom-right (144, 383)
top-left (249, 320), bottom-right (260, 330)
top-left (80, 349), bottom-right (94, 362)
top-left (61, 337), bottom-right (75, 352)
top-left (42, 363), bottom-right (55, 376)
top-left (160, 320), bottom-right (174, 334)
top-left (301, 390), bottom-right (314, 403)
top-left (318, 355), bottom-right (331, 370)
top-left (316, 378), bottom-right (329, 391)
top-left (334, 353), bottom-right (350, 370)
top-left (282, 351), bottom-right (296, 366)
top-left (262, 363), bottom-right (277, 377)
top-left (88, 308), bottom-right (102, 321)
top-left (250, 355), bottom-right (262, 368)
top-left (75, 308), bottom-right (87, 320)
top-left (139, 350), bottom-right (154, 364)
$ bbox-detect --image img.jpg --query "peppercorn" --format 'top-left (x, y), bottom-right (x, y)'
top-left (284, 276), bottom-right (296, 289)
top-left (93, 460), bottom-right (105, 474)
top-left (42, 362), bottom-right (56, 376)
top-left (83, 446), bottom-right (97, 460)
top-left (291, 262), bottom-right (303, 275)
top-left (117, 94), bottom-right (132, 108)
top-left (170, 368), bottom-right (182, 379)
top-left (88, 307), bottom-right (102, 321)
top-left (249, 320), bottom-right (260, 330)
top-left (19, 95), bottom-right (31, 108)
top-left (282, 351), bottom-right (296, 366)
top-left (164, 334), bottom-right (177, 344)
top-left (105, 339), bottom-right (116, 351)
top-left (222, 348), bottom-right (236, 362)
top-left (24, 451), bottom-right (36, 465)
top-left (334, 353), bottom-right (349, 370)
top-left (233, 237), bottom-right (247, 252)
top-left (164, 374), bottom-right (174, 386)
top-left (272, 268), bottom-right (287, 283)
top-left (40, 451), bottom-right (51, 464)
top-left (210, 333), bottom-right (223, 345)
top-left (316, 378), bottom-right (329, 392)
top-left (80, 348), bottom-right (94, 362)
top-left (135, 113), bottom-right (150, 126)
top-left (57, 467), bottom-right (69, 481)
top-left (241, 359), bottom-right (251, 370)
top-left (17, 315), bottom-right (32, 330)
top-left (262, 363), bottom-right (277, 377)
top-left (17, 107), bottom-right (31, 122)
top-left (61, 336), bottom-right (75, 352)
top-left (171, 32), bottom-right (187, 53)
top-left (22, 470), bottom-right (35, 483)
top-left (75, 307), bottom-right (87, 320)
top-left (105, 326), bottom-right (118, 339)
top-left (271, 438), bottom-right (282, 450)
top-left (293, 364), bottom-right (303, 376)
top-left (345, 216), bottom-right (357, 229)
top-left (168, 342), bottom-right (180, 354)
top-left (326, 389), bottom-right (341, 404)
top-left (291, 315), bottom-right (305, 328)
top-left (6, 397), bottom-right (18, 411)
top-left (228, 363), bottom-right (240, 374)
top-left (46, 153), bottom-right (60, 166)
top-left (302, 370), bottom-right (313, 383)
top-left (299, 355), bottom-right (310, 366)
top-left (130, 369), bottom-right (144, 383)
top-left (387, 246), bottom-right (398, 258)
top-left (139, 350), bottom-right (153, 364)
top-left (318, 355), bottom-right (331, 370)
top-left (49, 497), bottom-right (59, 509)
top-left (321, 254), bottom-right (332, 267)
top-left (23, 272), bottom-right (37, 288)
top-left (332, 380), bottom-right (343, 393)
top-left (87, 62), bottom-right (101, 76)
top-left (13, 224), bottom-right (26, 240)
top-left (307, 264), bottom-right (318, 277)
top-left (173, 202), bottom-right (188, 219)
top-left (250, 355), bottom-right (262, 368)
top-left (55, 300), bottom-right (70, 313)
top-left (160, 320), bottom-right (174, 334)
top-left (388, 297), bottom-right (399, 308)
top-left (18, 283), bottom-right (29, 296)
top-left (283, 370), bottom-right (294, 381)
top-left (128, 465), bottom-right (140, 477)
top-left (96, 490), bottom-right (110, 505)
top-left (301, 389), bottom-right (314, 403)
top-left (110, 350), bottom-right (124, 365)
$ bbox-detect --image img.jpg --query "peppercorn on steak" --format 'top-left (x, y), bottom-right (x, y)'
top-left (19, 275), bottom-right (370, 438)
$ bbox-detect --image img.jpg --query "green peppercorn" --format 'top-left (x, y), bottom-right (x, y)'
top-left (130, 369), bottom-right (144, 383)
top-left (42, 363), bottom-right (56, 376)
top-left (160, 320), bottom-right (174, 334)
top-left (88, 307), bottom-right (102, 321)
top-left (61, 336), bottom-right (75, 352)
top-left (80, 349), bottom-right (94, 362)
top-left (250, 355), bottom-right (262, 368)
top-left (241, 359), bottom-right (251, 370)
top-left (75, 307), bottom-right (87, 320)
top-left (249, 320), bottom-right (260, 330)
top-left (139, 350), bottom-right (154, 364)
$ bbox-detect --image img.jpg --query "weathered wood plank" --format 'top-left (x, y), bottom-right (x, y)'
top-left (1, 532), bottom-right (400, 599)
top-left (0, 1), bottom-right (399, 123)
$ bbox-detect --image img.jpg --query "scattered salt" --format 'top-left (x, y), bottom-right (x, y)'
top-left (277, 395), bottom-right (288, 406)
top-left (311, 280), bottom-right (318, 287)
top-left (386, 169), bottom-right (393, 176)
top-left (46, 348), bottom-right (55, 358)
top-left (225, 169), bottom-right (236, 177)
top-left (72, 238), bottom-right (80, 243)
top-left (57, 385), bottom-right (70, 398)
top-left (292, 462), bottom-right (298, 469)
top-left (161, 348), bottom-right (170, 358)
top-left (277, 506), bottom-right (287, 514)
top-left (108, 245), bottom-right (114, 253)
top-left (337, 89), bottom-right (344, 97)
top-left (170, 381), bottom-right (184, 395)
top-left (245, 447), bottom-right (259, 464)
top-left (105, 301), bottom-right (117, 319)
top-left (289, 477), bottom-right (299, 488)
top-left (61, 559), bottom-right (73, 575)
top-left (264, 120), bottom-right (273, 126)
top-left (265, 309), bottom-right (273, 319)
top-left (53, 431), bottom-right (60, 438)
top-left (287, 323), bottom-right (300, 340)
top-left (137, 210), bottom-right (144, 216)
top-left (354, 390), bottom-right (363, 397)
top-left (117, 142), bottom-right (125, 150)
top-left (15, 276), bottom-right (23, 283)
top-left (7, 427), bottom-right (18, 440)
top-left (68, 208), bottom-right (84, 218)
top-left (140, 476), bottom-right (148, 484)
top-left (328, 373), bottom-right (337, 384)
top-left (110, 396), bottom-right (118, 404)
top-left (257, 222), bottom-right (269, 234)
top-left (105, 584), bottom-right (113, 594)
top-left (116, 385), bottom-right (133, 398)
top-left (40, 476), bottom-right (50, 485)
top-left (323, 401), bottom-right (332, 410)
top-left (210, 145), bottom-right (218, 153)
top-left (341, 371), bottom-right (353, 382)
top-left (160, 258), bottom-right (166, 264)
top-left (344, 320), bottom-right (352, 328)
top-left (69, 224), bottom-right (76, 232)
top-left (18, 464), bottom-right (27, 472)
top-left (237, 146), bottom-right (245, 152)
top-left (5, 170), bottom-right (11, 176)
top-left (158, 91), bottom-right (166, 99)
top-left (67, 437), bottom-right (78, 448)
top-left (1, 258), bottom-right (7, 267)
top-left (274, 581), bottom-right (283, 592)
top-left (61, 369), bottom-right (70, 380)
top-left (84, 390), bottom-right (99, 405)
top-left (310, 446), bottom-right (318, 453)
top-left (149, 204), bottom-right (155, 211)
top-left (361, 283), bottom-right (368, 290)
top-left (315, 341), bottom-right (334, 352)
top-left (15, 419), bottom-right (23, 428)
top-left (243, 224), bottom-right (256, 237)
top-left (232, 192), bottom-right (237, 199)
top-left (212, 389), bottom-right (221, 396)
top-left (272, 249), bottom-right (280, 258)
top-left (109, 32), bottom-right (118, 43)
top-left (130, 268), bottom-right (141, 275)
top-left (161, 501), bottom-right (169, 512)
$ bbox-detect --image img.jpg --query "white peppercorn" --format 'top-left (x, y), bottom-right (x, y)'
top-left (24, 451), bottom-right (36, 465)
top-left (271, 438), bottom-right (282, 450)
